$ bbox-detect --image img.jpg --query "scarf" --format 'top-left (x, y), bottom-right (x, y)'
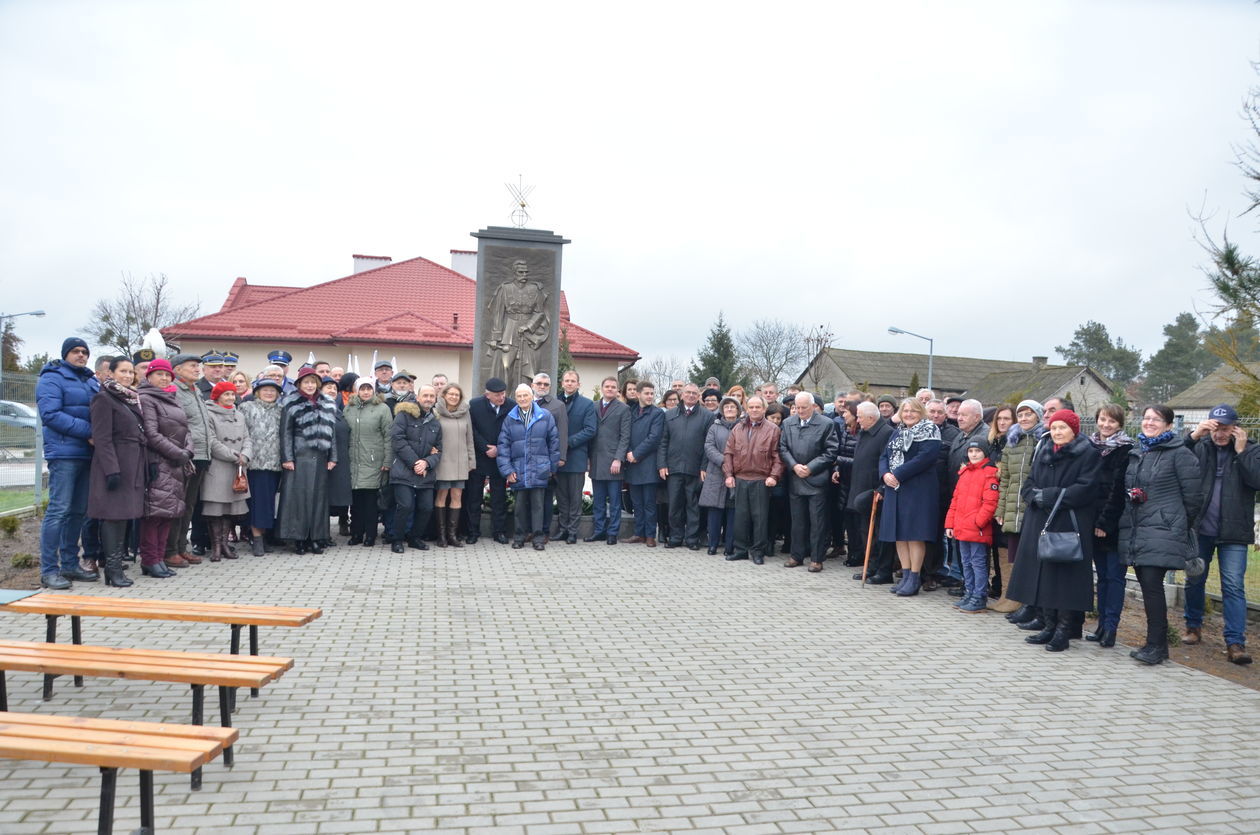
top-left (1138, 430), bottom-right (1176, 452)
top-left (102, 377), bottom-right (139, 407)
top-left (1090, 429), bottom-right (1133, 457)
top-left (888, 419), bottom-right (940, 471)
top-left (1006, 421), bottom-right (1044, 448)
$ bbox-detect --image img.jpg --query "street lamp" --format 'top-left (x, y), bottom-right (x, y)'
top-left (0, 310), bottom-right (47, 393)
top-left (888, 326), bottom-right (933, 392)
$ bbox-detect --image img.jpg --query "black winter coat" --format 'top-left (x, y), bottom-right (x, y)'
top-left (1118, 436), bottom-right (1202, 570)
top-left (842, 417), bottom-right (894, 514)
top-left (1006, 434), bottom-right (1101, 612)
top-left (137, 381), bottom-right (193, 520)
top-left (1185, 433), bottom-right (1260, 546)
top-left (1091, 439), bottom-right (1134, 546)
top-left (659, 404), bottom-right (710, 476)
top-left (389, 401), bottom-right (442, 488)
top-left (87, 386), bottom-right (147, 520)
top-left (469, 395), bottom-right (510, 476)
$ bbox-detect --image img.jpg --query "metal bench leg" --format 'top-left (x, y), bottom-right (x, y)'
top-left (137, 769), bottom-right (154, 835)
top-left (71, 615), bottom-right (84, 688)
top-left (249, 625), bottom-right (260, 698)
top-left (218, 685), bottom-right (234, 768)
top-left (0, 671), bottom-right (6, 712)
top-left (228, 625), bottom-right (241, 713)
top-left (190, 684), bottom-right (204, 790)
top-left (43, 615), bottom-right (58, 701)
top-left (98, 766), bottom-right (118, 835)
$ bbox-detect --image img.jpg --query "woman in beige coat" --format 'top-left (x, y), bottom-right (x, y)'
top-left (433, 382), bottom-right (476, 548)
top-left (203, 381), bottom-right (253, 561)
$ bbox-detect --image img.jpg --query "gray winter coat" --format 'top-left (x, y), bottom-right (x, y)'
top-left (137, 381), bottom-right (193, 520)
top-left (175, 381), bottom-right (212, 462)
top-left (778, 414), bottom-right (839, 496)
top-left (434, 400), bottom-right (476, 483)
top-left (203, 402), bottom-right (253, 504)
top-left (239, 397), bottom-right (283, 472)
top-left (1118, 436), bottom-right (1203, 570)
top-left (345, 395), bottom-right (392, 490)
top-left (700, 417), bottom-right (737, 508)
top-left (589, 399), bottom-right (631, 481)
top-left (659, 404), bottom-right (711, 476)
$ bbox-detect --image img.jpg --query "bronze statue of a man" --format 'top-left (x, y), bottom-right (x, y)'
top-left (487, 259), bottom-right (550, 386)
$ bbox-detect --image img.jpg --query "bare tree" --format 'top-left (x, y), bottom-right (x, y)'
top-left (735, 318), bottom-right (808, 390)
top-left (637, 354), bottom-right (690, 393)
top-left (84, 273), bottom-right (201, 357)
top-left (800, 323), bottom-right (835, 393)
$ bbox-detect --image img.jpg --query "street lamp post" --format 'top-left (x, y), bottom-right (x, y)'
top-left (0, 310), bottom-right (47, 394)
top-left (888, 326), bottom-right (933, 392)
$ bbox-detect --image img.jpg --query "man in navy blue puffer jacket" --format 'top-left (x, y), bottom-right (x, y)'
top-left (35, 337), bottom-right (101, 588)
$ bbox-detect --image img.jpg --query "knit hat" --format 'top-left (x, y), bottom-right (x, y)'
top-left (356, 376), bottom-right (376, 391)
top-left (210, 381), bottom-right (236, 402)
top-left (1015, 399), bottom-right (1044, 420)
top-left (1049, 409), bottom-right (1081, 436)
top-left (876, 394), bottom-right (899, 408)
top-left (145, 358), bottom-right (174, 377)
top-left (60, 337), bottom-right (89, 359)
top-left (965, 438), bottom-right (992, 456)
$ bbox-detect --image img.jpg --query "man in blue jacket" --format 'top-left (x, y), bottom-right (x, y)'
top-left (554, 370), bottom-right (597, 544)
top-left (36, 337), bottom-right (101, 588)
top-left (498, 384), bottom-right (559, 550)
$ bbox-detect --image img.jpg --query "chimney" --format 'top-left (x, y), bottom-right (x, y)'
top-left (450, 249), bottom-right (478, 278)
top-left (452, 312), bottom-right (459, 331)
top-left (353, 254), bottom-right (391, 274)
top-left (1032, 356), bottom-right (1047, 369)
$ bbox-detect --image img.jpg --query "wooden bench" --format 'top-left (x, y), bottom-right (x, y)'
top-left (0, 593), bottom-right (320, 702)
top-left (0, 710), bottom-right (236, 834)
top-left (0, 640), bottom-right (291, 788)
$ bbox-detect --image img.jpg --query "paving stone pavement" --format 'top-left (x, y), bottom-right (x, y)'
top-left (2, 539), bottom-right (1259, 834)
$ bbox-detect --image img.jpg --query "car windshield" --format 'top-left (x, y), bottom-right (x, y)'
top-left (1, 401), bottom-right (36, 417)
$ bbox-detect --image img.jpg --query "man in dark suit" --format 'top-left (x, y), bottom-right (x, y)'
top-left (658, 383), bottom-right (709, 549)
top-left (585, 376), bottom-right (631, 545)
top-left (465, 377), bottom-right (511, 544)
top-left (555, 370), bottom-right (598, 544)
top-left (625, 381), bottom-right (664, 546)
top-left (838, 401), bottom-right (896, 582)
top-left (779, 392), bottom-right (839, 572)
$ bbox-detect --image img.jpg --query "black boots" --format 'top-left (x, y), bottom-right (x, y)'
top-left (446, 508), bottom-right (463, 548)
top-left (433, 508), bottom-right (448, 548)
top-left (1046, 611), bottom-right (1073, 652)
top-left (1132, 644), bottom-right (1168, 665)
top-left (101, 520), bottom-right (133, 588)
top-left (1025, 609), bottom-right (1058, 645)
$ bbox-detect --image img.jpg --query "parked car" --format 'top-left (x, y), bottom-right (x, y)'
top-left (0, 400), bottom-right (37, 430)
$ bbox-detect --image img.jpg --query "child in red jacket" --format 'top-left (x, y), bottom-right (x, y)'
top-left (945, 439), bottom-right (1000, 613)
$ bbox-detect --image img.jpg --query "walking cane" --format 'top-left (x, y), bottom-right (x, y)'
top-left (861, 491), bottom-right (882, 585)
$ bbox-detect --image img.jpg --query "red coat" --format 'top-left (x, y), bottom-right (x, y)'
top-left (945, 460), bottom-right (1000, 544)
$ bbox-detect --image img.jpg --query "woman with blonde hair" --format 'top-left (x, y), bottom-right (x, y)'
top-left (878, 397), bottom-right (942, 596)
top-left (433, 381), bottom-right (476, 547)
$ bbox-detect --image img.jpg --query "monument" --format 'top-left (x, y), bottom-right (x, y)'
top-left (471, 226), bottom-right (569, 392)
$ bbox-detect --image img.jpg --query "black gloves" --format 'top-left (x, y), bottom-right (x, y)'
top-left (105, 473), bottom-right (120, 491)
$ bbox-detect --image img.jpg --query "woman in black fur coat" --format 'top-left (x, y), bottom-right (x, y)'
top-left (278, 365), bottom-right (339, 553)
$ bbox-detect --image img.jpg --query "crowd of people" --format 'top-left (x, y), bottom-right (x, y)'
top-left (34, 337), bottom-right (1258, 667)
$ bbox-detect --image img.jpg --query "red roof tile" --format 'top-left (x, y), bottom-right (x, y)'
top-left (168, 255), bottom-right (637, 360)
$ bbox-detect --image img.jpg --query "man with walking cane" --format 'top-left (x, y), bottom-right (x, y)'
top-left (836, 401), bottom-right (895, 584)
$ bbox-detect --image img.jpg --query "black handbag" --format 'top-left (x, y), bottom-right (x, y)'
top-left (1037, 491), bottom-right (1084, 563)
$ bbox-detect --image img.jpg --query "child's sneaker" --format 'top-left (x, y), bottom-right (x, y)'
top-left (952, 594), bottom-right (973, 608)
top-left (959, 597), bottom-right (987, 613)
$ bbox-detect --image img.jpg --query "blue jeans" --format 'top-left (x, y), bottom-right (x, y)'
top-left (1186, 535), bottom-right (1250, 647)
top-left (1093, 546), bottom-right (1127, 631)
top-left (707, 506), bottom-right (735, 552)
top-left (40, 458), bottom-right (91, 576)
top-left (591, 479), bottom-right (622, 537)
top-left (629, 484), bottom-right (657, 538)
top-left (959, 540), bottom-right (988, 600)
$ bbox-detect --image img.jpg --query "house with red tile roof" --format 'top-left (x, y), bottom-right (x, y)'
top-left (163, 252), bottom-right (639, 390)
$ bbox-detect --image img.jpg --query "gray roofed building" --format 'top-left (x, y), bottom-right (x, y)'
top-left (797, 347), bottom-right (1040, 400)
top-left (1167, 362), bottom-right (1260, 423)
top-left (963, 365), bottom-right (1118, 415)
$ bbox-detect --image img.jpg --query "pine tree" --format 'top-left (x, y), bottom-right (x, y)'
top-left (909, 371), bottom-right (920, 393)
top-left (557, 326), bottom-right (575, 375)
top-left (688, 312), bottom-right (748, 389)
top-left (1141, 313), bottom-right (1218, 401)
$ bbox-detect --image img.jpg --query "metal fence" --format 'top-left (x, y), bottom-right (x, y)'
top-left (0, 372), bottom-right (44, 514)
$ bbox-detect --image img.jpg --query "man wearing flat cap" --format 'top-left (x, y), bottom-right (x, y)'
top-left (385, 369), bottom-right (416, 415)
top-left (465, 377), bottom-right (511, 544)
top-left (374, 360), bottom-right (394, 396)
top-left (1184, 403), bottom-right (1260, 665)
top-left (166, 353), bottom-right (212, 567)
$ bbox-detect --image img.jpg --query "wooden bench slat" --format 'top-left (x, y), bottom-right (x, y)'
top-left (0, 711), bottom-right (236, 741)
top-left (0, 723), bottom-right (230, 753)
top-left (0, 734), bottom-right (223, 772)
top-left (0, 594), bottom-right (321, 625)
top-left (0, 640), bottom-right (293, 668)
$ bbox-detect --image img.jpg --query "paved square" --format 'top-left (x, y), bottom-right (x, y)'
top-left (2, 540), bottom-right (1259, 834)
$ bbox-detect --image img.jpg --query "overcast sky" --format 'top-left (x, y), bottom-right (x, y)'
top-left (2, 1), bottom-right (1259, 376)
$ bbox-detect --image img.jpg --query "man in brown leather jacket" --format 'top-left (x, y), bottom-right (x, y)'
top-left (723, 395), bottom-right (784, 564)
